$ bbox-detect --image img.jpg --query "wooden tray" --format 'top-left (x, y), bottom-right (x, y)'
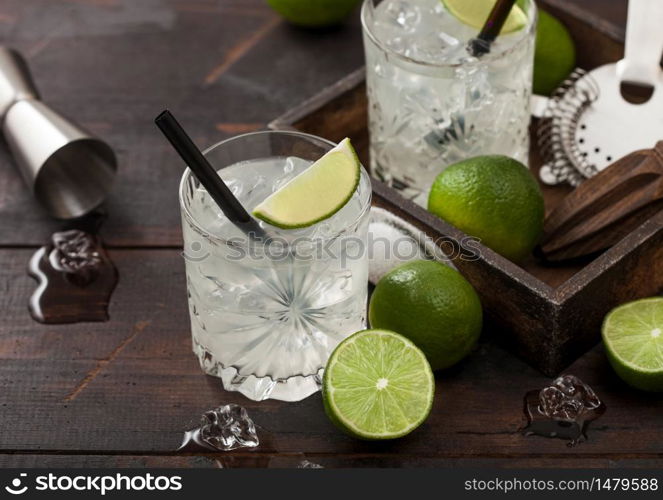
top-left (269, 0), bottom-right (663, 376)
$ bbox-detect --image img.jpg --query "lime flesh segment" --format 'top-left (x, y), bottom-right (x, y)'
top-left (252, 137), bottom-right (360, 229)
top-left (602, 297), bottom-right (663, 392)
top-left (323, 329), bottom-right (435, 440)
top-left (443, 0), bottom-right (527, 34)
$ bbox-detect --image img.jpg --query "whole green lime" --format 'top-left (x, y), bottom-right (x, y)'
top-left (428, 155), bottom-right (544, 262)
top-left (534, 10), bottom-right (576, 95)
top-left (266, 0), bottom-right (361, 27)
top-left (369, 260), bottom-right (482, 371)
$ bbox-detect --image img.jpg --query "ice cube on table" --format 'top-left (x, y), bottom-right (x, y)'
top-left (50, 230), bottom-right (102, 280)
top-left (199, 404), bottom-right (259, 451)
top-left (539, 374), bottom-right (602, 421)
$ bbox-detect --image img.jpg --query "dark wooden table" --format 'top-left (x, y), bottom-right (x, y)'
top-left (2, 0), bottom-right (661, 469)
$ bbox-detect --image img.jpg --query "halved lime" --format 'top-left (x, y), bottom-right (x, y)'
top-left (443, 0), bottom-right (527, 34)
top-left (602, 297), bottom-right (663, 392)
top-left (322, 329), bottom-right (435, 440)
top-left (252, 137), bottom-right (360, 229)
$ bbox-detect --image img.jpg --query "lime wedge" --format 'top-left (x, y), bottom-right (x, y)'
top-left (323, 329), bottom-right (435, 440)
top-left (252, 137), bottom-right (360, 229)
top-left (602, 297), bottom-right (663, 392)
top-left (443, 0), bottom-right (527, 34)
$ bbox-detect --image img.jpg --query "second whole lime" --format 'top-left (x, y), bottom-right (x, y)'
top-left (428, 155), bottom-right (544, 262)
top-left (369, 260), bottom-right (482, 371)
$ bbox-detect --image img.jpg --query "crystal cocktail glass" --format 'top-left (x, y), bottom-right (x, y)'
top-left (179, 131), bottom-right (372, 402)
top-left (362, 0), bottom-right (537, 205)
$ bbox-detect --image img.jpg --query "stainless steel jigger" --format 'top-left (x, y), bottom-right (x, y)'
top-left (0, 47), bottom-right (116, 219)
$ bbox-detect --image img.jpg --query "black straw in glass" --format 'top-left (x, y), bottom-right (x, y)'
top-left (469, 0), bottom-right (518, 56)
top-left (155, 110), bottom-right (266, 239)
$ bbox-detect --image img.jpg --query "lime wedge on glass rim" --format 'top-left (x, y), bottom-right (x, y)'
top-left (323, 329), bottom-right (435, 440)
top-left (252, 137), bottom-right (360, 229)
top-left (602, 297), bottom-right (663, 392)
top-left (443, 0), bottom-right (527, 34)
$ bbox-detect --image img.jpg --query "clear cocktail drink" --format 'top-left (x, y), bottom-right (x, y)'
top-left (179, 131), bottom-right (372, 402)
top-left (362, 0), bottom-right (536, 205)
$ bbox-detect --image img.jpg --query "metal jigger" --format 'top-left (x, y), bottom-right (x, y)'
top-left (0, 47), bottom-right (116, 219)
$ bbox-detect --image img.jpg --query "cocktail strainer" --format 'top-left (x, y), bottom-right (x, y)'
top-left (537, 0), bottom-right (663, 186)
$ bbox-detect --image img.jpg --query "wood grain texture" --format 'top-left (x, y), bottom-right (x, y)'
top-left (1, 454), bottom-right (663, 469)
top-left (1, 0), bottom-right (650, 468)
top-left (1, 249), bottom-right (663, 461)
top-left (0, 0), bottom-right (364, 246)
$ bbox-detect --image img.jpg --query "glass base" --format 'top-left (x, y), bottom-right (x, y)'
top-left (193, 341), bottom-right (323, 402)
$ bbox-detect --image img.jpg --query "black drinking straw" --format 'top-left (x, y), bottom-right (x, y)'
top-left (155, 110), bottom-right (266, 240)
top-left (469, 0), bottom-right (518, 56)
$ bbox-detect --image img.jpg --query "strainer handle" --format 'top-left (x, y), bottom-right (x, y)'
top-left (616, 0), bottom-right (663, 85)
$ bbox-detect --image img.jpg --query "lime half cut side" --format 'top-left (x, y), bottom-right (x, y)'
top-left (443, 0), bottom-right (527, 34)
top-left (252, 137), bottom-right (360, 229)
top-left (602, 297), bottom-right (663, 392)
top-left (323, 329), bottom-right (435, 440)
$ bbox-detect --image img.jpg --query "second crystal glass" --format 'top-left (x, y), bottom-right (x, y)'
top-left (362, 0), bottom-right (537, 206)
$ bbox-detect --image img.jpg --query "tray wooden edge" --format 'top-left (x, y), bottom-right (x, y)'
top-left (552, 210), bottom-right (663, 302)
